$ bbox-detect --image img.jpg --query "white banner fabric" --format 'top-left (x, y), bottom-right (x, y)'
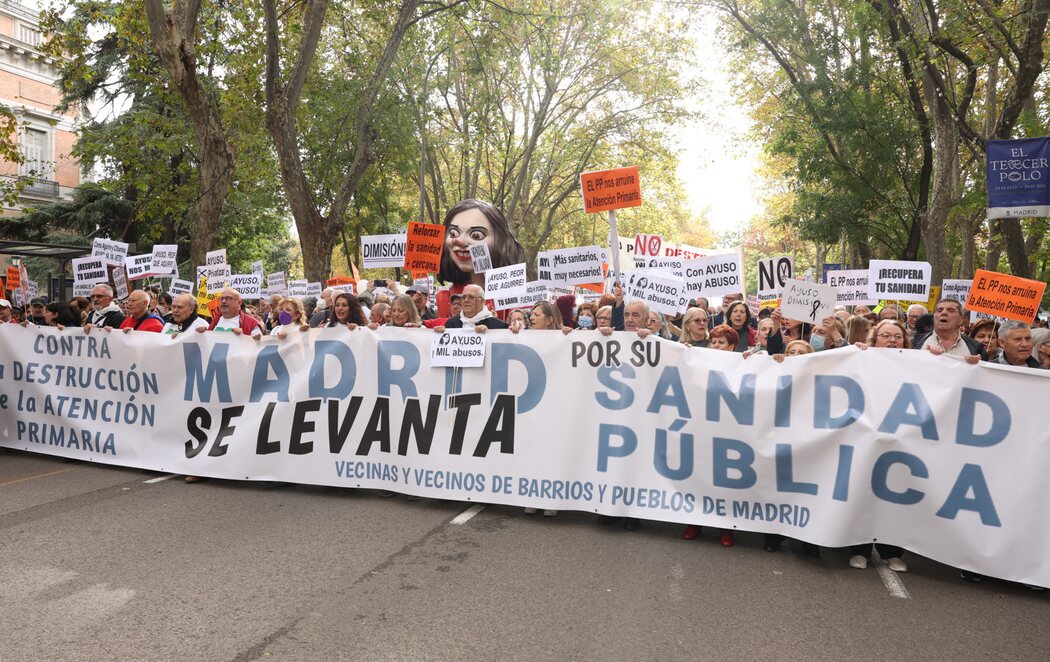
top-left (0, 326), bottom-right (1048, 587)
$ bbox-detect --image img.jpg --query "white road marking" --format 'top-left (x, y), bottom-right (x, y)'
top-left (449, 504), bottom-right (485, 525)
top-left (143, 474), bottom-right (178, 484)
top-left (872, 548), bottom-right (911, 599)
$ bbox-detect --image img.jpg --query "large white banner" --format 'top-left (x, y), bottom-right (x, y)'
top-left (1, 326), bottom-right (1048, 587)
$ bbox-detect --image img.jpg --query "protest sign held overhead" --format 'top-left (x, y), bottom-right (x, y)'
top-left (124, 254), bottom-right (154, 281)
top-left (966, 269), bottom-right (1046, 323)
top-left (288, 280), bottom-right (308, 297)
top-left (5, 265), bottom-right (20, 291)
top-left (326, 276), bottom-right (357, 294)
top-left (404, 222), bottom-right (444, 273)
top-left (91, 238), bottom-right (129, 267)
top-left (645, 256), bottom-right (684, 279)
top-left (485, 263), bottom-right (528, 303)
top-left (867, 260), bottom-right (931, 300)
top-left (986, 137), bottom-right (1050, 219)
top-left (942, 279), bottom-right (972, 306)
top-left (229, 274), bottom-right (262, 299)
top-left (169, 279), bottom-right (193, 296)
top-left (781, 280), bottom-right (837, 323)
top-left (72, 282), bottom-right (93, 297)
top-left (540, 246), bottom-right (604, 286)
top-left (682, 252), bottom-right (743, 298)
top-left (150, 244), bottom-right (178, 276)
top-left (71, 257), bottom-right (109, 285)
top-left (205, 249), bottom-right (227, 266)
top-left (757, 255), bottom-right (794, 295)
top-left (624, 269), bottom-right (687, 316)
top-left (113, 266), bottom-right (128, 299)
top-left (306, 282), bottom-right (323, 297)
top-left (267, 272), bottom-right (286, 293)
top-left (580, 166), bottom-right (642, 213)
top-left (251, 260), bottom-right (264, 276)
top-left (361, 233), bottom-right (407, 269)
top-left (469, 244), bottom-right (493, 272)
top-left (827, 269), bottom-right (877, 306)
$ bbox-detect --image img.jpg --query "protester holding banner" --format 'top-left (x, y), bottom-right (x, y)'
top-left (646, 311), bottom-right (675, 340)
top-left (162, 294), bottom-right (209, 336)
top-left (369, 302), bottom-right (390, 326)
top-left (319, 292), bottom-right (368, 329)
top-left (594, 306), bottom-right (613, 331)
top-left (723, 300), bottom-right (756, 352)
top-left (201, 288), bottom-right (262, 337)
top-left (43, 301), bottom-right (82, 328)
top-left (507, 308), bottom-right (530, 331)
top-left (913, 299), bottom-right (985, 362)
top-left (85, 284), bottom-right (125, 329)
top-left (679, 308), bottom-right (709, 348)
top-left (441, 285), bottom-right (508, 330)
top-left (808, 316), bottom-right (847, 352)
top-left (968, 319), bottom-right (1001, 362)
top-left (906, 304), bottom-right (927, 332)
top-left (69, 296), bottom-right (91, 325)
top-left (0, 299), bottom-right (12, 324)
top-left (995, 321), bottom-right (1040, 368)
top-left (118, 291), bottom-right (165, 333)
top-left (385, 294), bottom-right (422, 328)
top-left (527, 301), bottom-right (565, 333)
top-left (745, 317), bottom-right (774, 355)
top-left (269, 298), bottom-right (309, 338)
top-left (1031, 328), bottom-right (1050, 369)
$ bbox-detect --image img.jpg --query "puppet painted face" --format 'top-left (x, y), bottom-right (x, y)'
top-left (445, 207), bottom-right (494, 274)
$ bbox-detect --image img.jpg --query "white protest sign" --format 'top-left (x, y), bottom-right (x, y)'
top-left (91, 238), bottom-right (128, 267)
top-left (781, 279), bottom-right (838, 324)
top-left (169, 279), bottom-right (193, 296)
top-left (536, 251), bottom-right (553, 283)
top-left (71, 256), bottom-right (109, 284)
top-left (229, 274), bottom-right (262, 299)
top-left (205, 249), bottom-right (227, 266)
top-left (26, 281), bottom-right (37, 298)
top-left (624, 270), bottom-right (687, 316)
top-left (288, 280), bottom-right (308, 297)
top-left (251, 260), bottom-right (264, 277)
top-left (204, 264), bottom-right (230, 294)
top-left (72, 281), bottom-right (94, 298)
top-left (828, 269), bottom-right (878, 306)
top-left (546, 246), bottom-right (604, 286)
top-left (942, 279), bottom-right (973, 307)
top-left (267, 272), bottom-right (286, 292)
top-left (867, 260), bottom-right (931, 300)
top-left (682, 252), bottom-right (743, 298)
top-left (470, 244), bottom-right (493, 273)
top-left (645, 256), bottom-right (684, 278)
top-left (306, 282), bottom-right (323, 297)
top-left (124, 254), bottom-right (154, 281)
top-left (521, 281), bottom-right (548, 307)
top-left (429, 329), bottom-right (487, 368)
top-left (757, 255), bottom-right (794, 295)
top-left (412, 277), bottom-right (431, 296)
top-left (150, 244), bottom-right (178, 276)
top-left (113, 267), bottom-right (128, 299)
top-left (485, 263), bottom-right (528, 300)
top-left (361, 234), bottom-right (407, 269)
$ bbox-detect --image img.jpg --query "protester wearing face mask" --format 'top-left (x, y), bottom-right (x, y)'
top-left (575, 302), bottom-right (597, 330)
top-left (809, 316), bottom-right (847, 351)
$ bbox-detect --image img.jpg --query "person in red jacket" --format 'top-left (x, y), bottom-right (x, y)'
top-left (118, 290), bottom-right (165, 333)
top-left (197, 287), bottom-right (262, 337)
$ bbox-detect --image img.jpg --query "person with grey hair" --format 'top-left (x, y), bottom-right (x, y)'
top-left (996, 320), bottom-right (1041, 368)
top-left (161, 293), bottom-right (209, 336)
top-left (646, 310), bottom-right (674, 340)
top-left (85, 283), bottom-right (125, 329)
top-left (905, 303), bottom-right (928, 331)
top-left (1030, 327), bottom-right (1050, 369)
top-left (913, 299), bottom-right (985, 361)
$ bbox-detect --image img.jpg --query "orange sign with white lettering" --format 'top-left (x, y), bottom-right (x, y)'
top-left (580, 166), bottom-right (642, 214)
top-left (966, 269), bottom-right (1046, 322)
top-left (6, 266), bottom-right (20, 291)
top-left (404, 222), bottom-right (445, 273)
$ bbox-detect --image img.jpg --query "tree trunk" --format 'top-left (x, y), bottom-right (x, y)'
top-left (144, 0), bottom-right (236, 268)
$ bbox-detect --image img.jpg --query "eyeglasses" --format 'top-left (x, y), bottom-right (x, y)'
top-left (461, 294), bottom-right (480, 301)
top-left (596, 315), bottom-right (611, 321)
top-left (91, 294), bottom-right (110, 299)
top-left (876, 333), bottom-right (904, 340)
top-left (218, 296), bottom-right (237, 302)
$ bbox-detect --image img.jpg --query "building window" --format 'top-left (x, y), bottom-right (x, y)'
top-left (20, 128), bottom-right (49, 177)
top-left (19, 25), bottom-right (41, 47)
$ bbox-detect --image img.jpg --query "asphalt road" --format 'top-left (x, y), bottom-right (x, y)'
top-left (1, 447), bottom-right (1047, 661)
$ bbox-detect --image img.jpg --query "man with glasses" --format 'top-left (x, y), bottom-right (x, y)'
top-left (197, 287), bottom-right (262, 337)
top-left (85, 284), bottom-right (125, 329)
top-left (118, 289), bottom-right (165, 333)
top-left (441, 284), bottom-right (507, 329)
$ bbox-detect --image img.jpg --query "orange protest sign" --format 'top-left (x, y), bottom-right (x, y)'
top-left (580, 166), bottom-right (642, 214)
top-left (404, 222), bottom-right (445, 273)
top-left (6, 266), bottom-right (20, 291)
top-left (966, 269), bottom-right (1046, 322)
top-left (326, 276), bottom-right (357, 294)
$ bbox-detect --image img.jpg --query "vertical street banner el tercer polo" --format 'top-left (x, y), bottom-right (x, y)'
top-left (2, 326), bottom-right (1050, 588)
top-left (986, 137), bottom-right (1050, 219)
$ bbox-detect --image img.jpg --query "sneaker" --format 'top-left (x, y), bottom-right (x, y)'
top-left (849, 555), bottom-right (868, 569)
top-left (719, 530), bottom-right (734, 547)
top-left (542, 509), bottom-right (558, 517)
top-left (960, 570), bottom-right (983, 583)
top-left (524, 507), bottom-right (538, 514)
top-left (886, 557), bottom-right (908, 573)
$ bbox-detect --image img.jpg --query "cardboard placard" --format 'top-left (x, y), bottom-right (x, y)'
top-left (469, 244), bottom-right (493, 273)
top-left (645, 256), bottom-right (685, 279)
top-left (251, 260), bottom-right (264, 276)
top-left (326, 276), bottom-right (357, 295)
top-left (72, 256), bottom-right (109, 285)
top-left (867, 260), bottom-right (931, 300)
top-left (430, 329), bottom-right (487, 368)
top-left (5, 266), bottom-right (20, 291)
top-left (91, 238), bottom-right (129, 267)
top-left (205, 249), bottom-right (227, 266)
top-left (229, 274), bottom-right (262, 299)
top-left (580, 166), bottom-right (642, 214)
top-left (151, 244), bottom-right (178, 276)
top-left (73, 281), bottom-right (94, 298)
top-left (682, 253), bottom-right (743, 298)
top-left (624, 270), bottom-right (687, 316)
top-left (267, 272), bottom-right (286, 293)
top-left (288, 280), bottom-right (308, 297)
top-left (484, 263), bottom-right (528, 300)
top-left (827, 269), bottom-right (878, 306)
top-left (361, 234), bottom-right (408, 269)
top-left (124, 254), bottom-right (153, 281)
top-left (113, 267), bottom-right (128, 300)
top-left (966, 269), bottom-right (1046, 322)
top-left (781, 280), bottom-right (838, 324)
top-left (540, 246), bottom-right (604, 286)
top-left (404, 222), bottom-right (444, 273)
top-left (941, 279), bottom-right (972, 307)
top-left (306, 282), bottom-right (323, 297)
top-left (169, 279), bottom-right (193, 296)
top-left (757, 255), bottom-right (794, 295)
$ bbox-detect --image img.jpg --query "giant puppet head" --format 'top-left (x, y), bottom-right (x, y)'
top-left (437, 199), bottom-right (525, 287)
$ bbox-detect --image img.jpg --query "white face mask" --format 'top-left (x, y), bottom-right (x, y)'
top-left (315, 299), bottom-right (327, 311)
